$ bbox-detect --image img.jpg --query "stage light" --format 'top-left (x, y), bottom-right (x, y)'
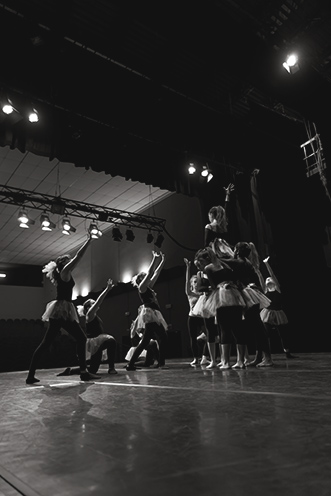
top-left (89, 222), bottom-right (102, 239)
top-left (40, 212), bottom-right (55, 231)
top-left (201, 164), bottom-right (213, 182)
top-left (2, 104), bottom-right (14, 115)
top-left (155, 233), bottom-right (164, 248)
top-left (201, 166), bottom-right (209, 177)
top-left (40, 212), bottom-right (54, 231)
top-left (147, 232), bottom-right (154, 244)
top-left (28, 108), bottom-right (39, 123)
top-left (283, 53), bottom-right (300, 74)
top-left (112, 227), bottom-right (123, 242)
top-left (18, 208), bottom-right (29, 224)
top-left (188, 163), bottom-right (196, 174)
top-left (61, 217), bottom-right (76, 235)
top-left (125, 229), bottom-right (135, 241)
top-left (18, 208), bottom-right (35, 228)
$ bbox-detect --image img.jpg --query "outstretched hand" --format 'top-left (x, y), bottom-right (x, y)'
top-left (263, 256), bottom-right (270, 264)
top-left (224, 183), bottom-right (235, 195)
top-left (184, 258), bottom-right (191, 267)
top-left (106, 278), bottom-right (115, 289)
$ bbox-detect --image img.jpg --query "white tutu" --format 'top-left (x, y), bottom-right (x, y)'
top-left (191, 293), bottom-right (216, 318)
top-left (242, 287), bottom-right (271, 310)
top-left (192, 282), bottom-right (246, 318)
top-left (42, 300), bottom-right (79, 322)
top-left (260, 308), bottom-right (288, 326)
top-left (136, 306), bottom-right (168, 330)
top-left (125, 346), bottom-right (147, 361)
top-left (86, 334), bottom-right (113, 358)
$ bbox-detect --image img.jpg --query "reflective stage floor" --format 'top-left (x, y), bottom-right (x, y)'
top-left (0, 353), bottom-right (331, 496)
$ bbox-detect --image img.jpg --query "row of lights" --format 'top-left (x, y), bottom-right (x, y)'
top-left (112, 226), bottom-right (164, 247)
top-left (17, 208), bottom-right (164, 246)
top-left (1, 98), bottom-right (39, 123)
top-left (187, 163), bottom-right (213, 182)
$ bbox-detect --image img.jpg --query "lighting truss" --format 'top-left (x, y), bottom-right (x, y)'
top-left (0, 185), bottom-right (166, 232)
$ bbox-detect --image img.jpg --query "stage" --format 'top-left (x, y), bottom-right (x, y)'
top-left (0, 353), bottom-right (330, 496)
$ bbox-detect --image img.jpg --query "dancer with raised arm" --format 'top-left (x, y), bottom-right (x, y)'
top-left (26, 234), bottom-right (100, 384)
top-left (57, 278), bottom-right (118, 377)
top-left (261, 256), bottom-right (297, 359)
top-left (204, 183), bottom-right (235, 249)
top-left (194, 247), bottom-right (246, 369)
top-left (184, 258), bottom-right (210, 366)
top-left (126, 251), bottom-right (168, 371)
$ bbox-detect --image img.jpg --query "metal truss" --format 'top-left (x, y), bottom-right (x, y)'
top-left (0, 185), bottom-right (166, 232)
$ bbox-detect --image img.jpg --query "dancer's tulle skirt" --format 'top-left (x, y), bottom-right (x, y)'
top-left (260, 308), bottom-right (288, 325)
top-left (242, 287), bottom-right (271, 310)
top-left (86, 334), bottom-right (113, 358)
top-left (136, 307), bottom-right (168, 330)
top-left (42, 300), bottom-right (79, 322)
top-left (192, 282), bottom-right (246, 319)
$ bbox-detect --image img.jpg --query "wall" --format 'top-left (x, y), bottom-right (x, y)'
top-left (0, 286), bottom-right (46, 319)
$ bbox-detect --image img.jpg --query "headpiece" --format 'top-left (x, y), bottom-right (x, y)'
top-left (42, 260), bottom-right (57, 283)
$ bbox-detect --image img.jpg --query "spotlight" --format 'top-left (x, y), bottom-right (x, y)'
top-left (201, 164), bottom-right (213, 182)
top-left (201, 166), bottom-right (209, 177)
top-left (2, 104), bottom-right (14, 115)
top-left (1, 97), bottom-right (15, 115)
top-left (188, 163), bottom-right (196, 174)
top-left (147, 232), bottom-right (154, 244)
top-left (155, 233), bottom-right (165, 248)
top-left (40, 212), bottom-right (55, 231)
top-left (18, 208), bottom-right (29, 224)
top-left (283, 53), bottom-right (300, 74)
top-left (61, 217), bottom-right (76, 235)
top-left (28, 108), bottom-right (39, 123)
top-left (18, 208), bottom-right (35, 228)
top-left (125, 229), bottom-right (135, 242)
top-left (112, 227), bottom-right (123, 242)
top-left (89, 222), bottom-right (102, 239)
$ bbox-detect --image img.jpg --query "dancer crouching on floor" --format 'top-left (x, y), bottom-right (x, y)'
top-left (57, 278), bottom-right (118, 377)
top-left (126, 250), bottom-right (168, 371)
top-left (26, 233), bottom-right (101, 384)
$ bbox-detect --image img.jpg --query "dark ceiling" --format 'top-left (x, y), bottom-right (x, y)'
top-left (1, 0), bottom-right (331, 195)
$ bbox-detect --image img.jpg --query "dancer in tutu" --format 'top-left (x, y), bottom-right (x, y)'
top-left (126, 251), bottom-right (168, 371)
top-left (194, 247), bottom-right (246, 369)
top-left (204, 183), bottom-right (235, 249)
top-left (26, 234), bottom-right (100, 384)
top-left (225, 242), bottom-right (273, 367)
top-left (57, 278), bottom-right (118, 377)
top-left (184, 258), bottom-right (210, 366)
top-left (125, 307), bottom-right (159, 368)
top-left (261, 256), bottom-right (297, 359)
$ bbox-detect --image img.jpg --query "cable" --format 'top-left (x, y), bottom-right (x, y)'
top-left (163, 226), bottom-right (200, 252)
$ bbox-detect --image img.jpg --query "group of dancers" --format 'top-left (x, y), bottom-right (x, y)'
top-left (25, 183), bottom-right (295, 384)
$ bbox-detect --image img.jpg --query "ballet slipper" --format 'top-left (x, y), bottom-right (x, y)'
top-left (80, 371), bottom-right (101, 381)
top-left (26, 376), bottom-right (40, 384)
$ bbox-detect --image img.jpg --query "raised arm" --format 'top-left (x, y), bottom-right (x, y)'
top-left (149, 251), bottom-right (166, 288)
top-left (184, 258), bottom-right (196, 297)
top-left (138, 251), bottom-right (162, 292)
top-left (86, 278), bottom-right (115, 323)
top-left (263, 256), bottom-right (281, 292)
top-left (224, 183), bottom-right (235, 203)
top-left (61, 234), bottom-right (92, 280)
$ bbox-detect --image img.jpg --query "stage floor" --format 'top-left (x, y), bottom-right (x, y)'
top-left (0, 353), bottom-right (330, 496)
